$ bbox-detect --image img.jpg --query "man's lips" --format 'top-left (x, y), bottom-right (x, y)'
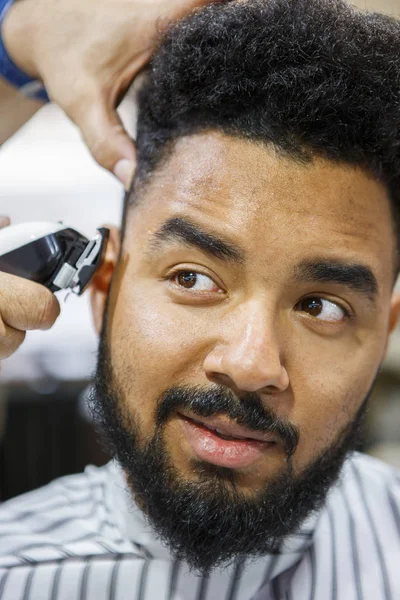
top-left (177, 411), bottom-right (278, 469)
top-left (178, 411), bottom-right (277, 443)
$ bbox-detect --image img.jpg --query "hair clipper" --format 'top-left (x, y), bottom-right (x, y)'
top-left (0, 222), bottom-right (109, 295)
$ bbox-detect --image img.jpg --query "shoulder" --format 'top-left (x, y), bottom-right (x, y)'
top-left (279, 455), bottom-right (400, 599)
top-left (0, 462), bottom-right (108, 526)
top-left (338, 451), bottom-right (400, 501)
top-left (319, 454), bottom-right (399, 588)
top-left (0, 463), bottom-right (132, 568)
top-left (325, 451), bottom-right (400, 531)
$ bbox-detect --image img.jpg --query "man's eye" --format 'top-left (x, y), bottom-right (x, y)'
top-left (172, 270), bottom-right (220, 292)
top-left (296, 297), bottom-right (346, 322)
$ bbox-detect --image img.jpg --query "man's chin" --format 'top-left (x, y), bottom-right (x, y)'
top-left (119, 427), bottom-right (355, 573)
top-left (182, 456), bottom-right (276, 497)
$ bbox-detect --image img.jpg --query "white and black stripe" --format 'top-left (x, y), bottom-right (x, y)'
top-left (0, 453), bottom-right (399, 599)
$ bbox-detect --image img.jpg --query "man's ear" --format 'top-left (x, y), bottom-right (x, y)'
top-left (89, 225), bottom-right (121, 335)
top-left (388, 292), bottom-right (400, 335)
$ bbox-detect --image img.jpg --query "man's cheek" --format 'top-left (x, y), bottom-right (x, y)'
top-left (109, 292), bottom-right (200, 428)
top-left (286, 363), bottom-right (355, 468)
top-left (291, 363), bottom-right (375, 473)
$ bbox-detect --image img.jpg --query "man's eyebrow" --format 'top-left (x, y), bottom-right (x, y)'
top-left (147, 217), bottom-right (245, 264)
top-left (295, 260), bottom-right (379, 301)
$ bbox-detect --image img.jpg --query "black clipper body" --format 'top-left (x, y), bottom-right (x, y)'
top-left (0, 222), bottom-right (109, 295)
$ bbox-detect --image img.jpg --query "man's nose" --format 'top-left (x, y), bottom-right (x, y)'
top-left (202, 301), bottom-right (289, 394)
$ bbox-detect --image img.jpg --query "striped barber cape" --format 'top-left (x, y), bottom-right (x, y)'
top-left (0, 452), bottom-right (399, 600)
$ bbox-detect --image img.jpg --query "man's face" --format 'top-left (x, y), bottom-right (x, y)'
top-left (91, 131), bottom-right (399, 570)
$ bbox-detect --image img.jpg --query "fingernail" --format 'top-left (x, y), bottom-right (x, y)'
top-left (113, 159), bottom-right (134, 190)
top-left (0, 216), bottom-right (10, 228)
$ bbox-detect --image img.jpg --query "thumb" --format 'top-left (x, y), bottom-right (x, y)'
top-left (71, 91), bottom-right (136, 188)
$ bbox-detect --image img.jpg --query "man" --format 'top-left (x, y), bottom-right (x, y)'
top-left (1, 0), bottom-right (400, 598)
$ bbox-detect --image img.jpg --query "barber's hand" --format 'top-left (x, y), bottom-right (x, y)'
top-left (0, 217), bottom-right (60, 360)
top-left (2, 0), bottom-right (220, 187)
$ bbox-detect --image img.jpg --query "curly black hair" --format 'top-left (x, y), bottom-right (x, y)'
top-left (128, 0), bottom-right (400, 236)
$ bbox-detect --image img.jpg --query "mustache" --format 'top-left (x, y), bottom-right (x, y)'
top-left (156, 385), bottom-right (300, 458)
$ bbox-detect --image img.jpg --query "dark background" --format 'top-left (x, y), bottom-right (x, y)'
top-left (0, 381), bottom-right (109, 502)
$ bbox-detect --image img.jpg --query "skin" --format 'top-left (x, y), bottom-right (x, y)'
top-left (90, 130), bottom-right (400, 494)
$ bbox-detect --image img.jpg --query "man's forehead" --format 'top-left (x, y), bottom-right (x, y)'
top-left (149, 132), bottom-right (288, 208)
top-left (136, 132), bottom-right (389, 228)
top-left (128, 131), bottom-right (396, 286)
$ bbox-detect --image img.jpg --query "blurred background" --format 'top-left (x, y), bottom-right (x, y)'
top-left (0, 0), bottom-right (399, 502)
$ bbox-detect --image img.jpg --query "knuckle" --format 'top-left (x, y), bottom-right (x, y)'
top-left (0, 324), bottom-right (25, 360)
top-left (63, 86), bottom-right (100, 129)
top-left (90, 135), bottom-right (109, 161)
top-left (88, 135), bottom-right (117, 171)
top-left (4, 286), bottom-right (30, 328)
top-left (0, 317), bottom-right (6, 339)
top-left (7, 328), bottom-right (26, 353)
top-left (63, 86), bottom-right (122, 172)
top-left (0, 274), bottom-right (60, 331)
top-left (35, 290), bottom-right (60, 330)
top-left (0, 288), bottom-right (5, 311)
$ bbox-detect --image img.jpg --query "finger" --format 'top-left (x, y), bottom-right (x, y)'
top-left (71, 91), bottom-right (136, 186)
top-left (113, 158), bottom-right (136, 191)
top-left (162, 0), bottom-right (228, 21)
top-left (0, 318), bottom-right (26, 359)
top-left (177, 0), bottom-right (228, 8)
top-left (0, 272), bottom-right (60, 331)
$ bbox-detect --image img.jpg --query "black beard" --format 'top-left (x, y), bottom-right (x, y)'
top-left (89, 327), bottom-right (369, 574)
